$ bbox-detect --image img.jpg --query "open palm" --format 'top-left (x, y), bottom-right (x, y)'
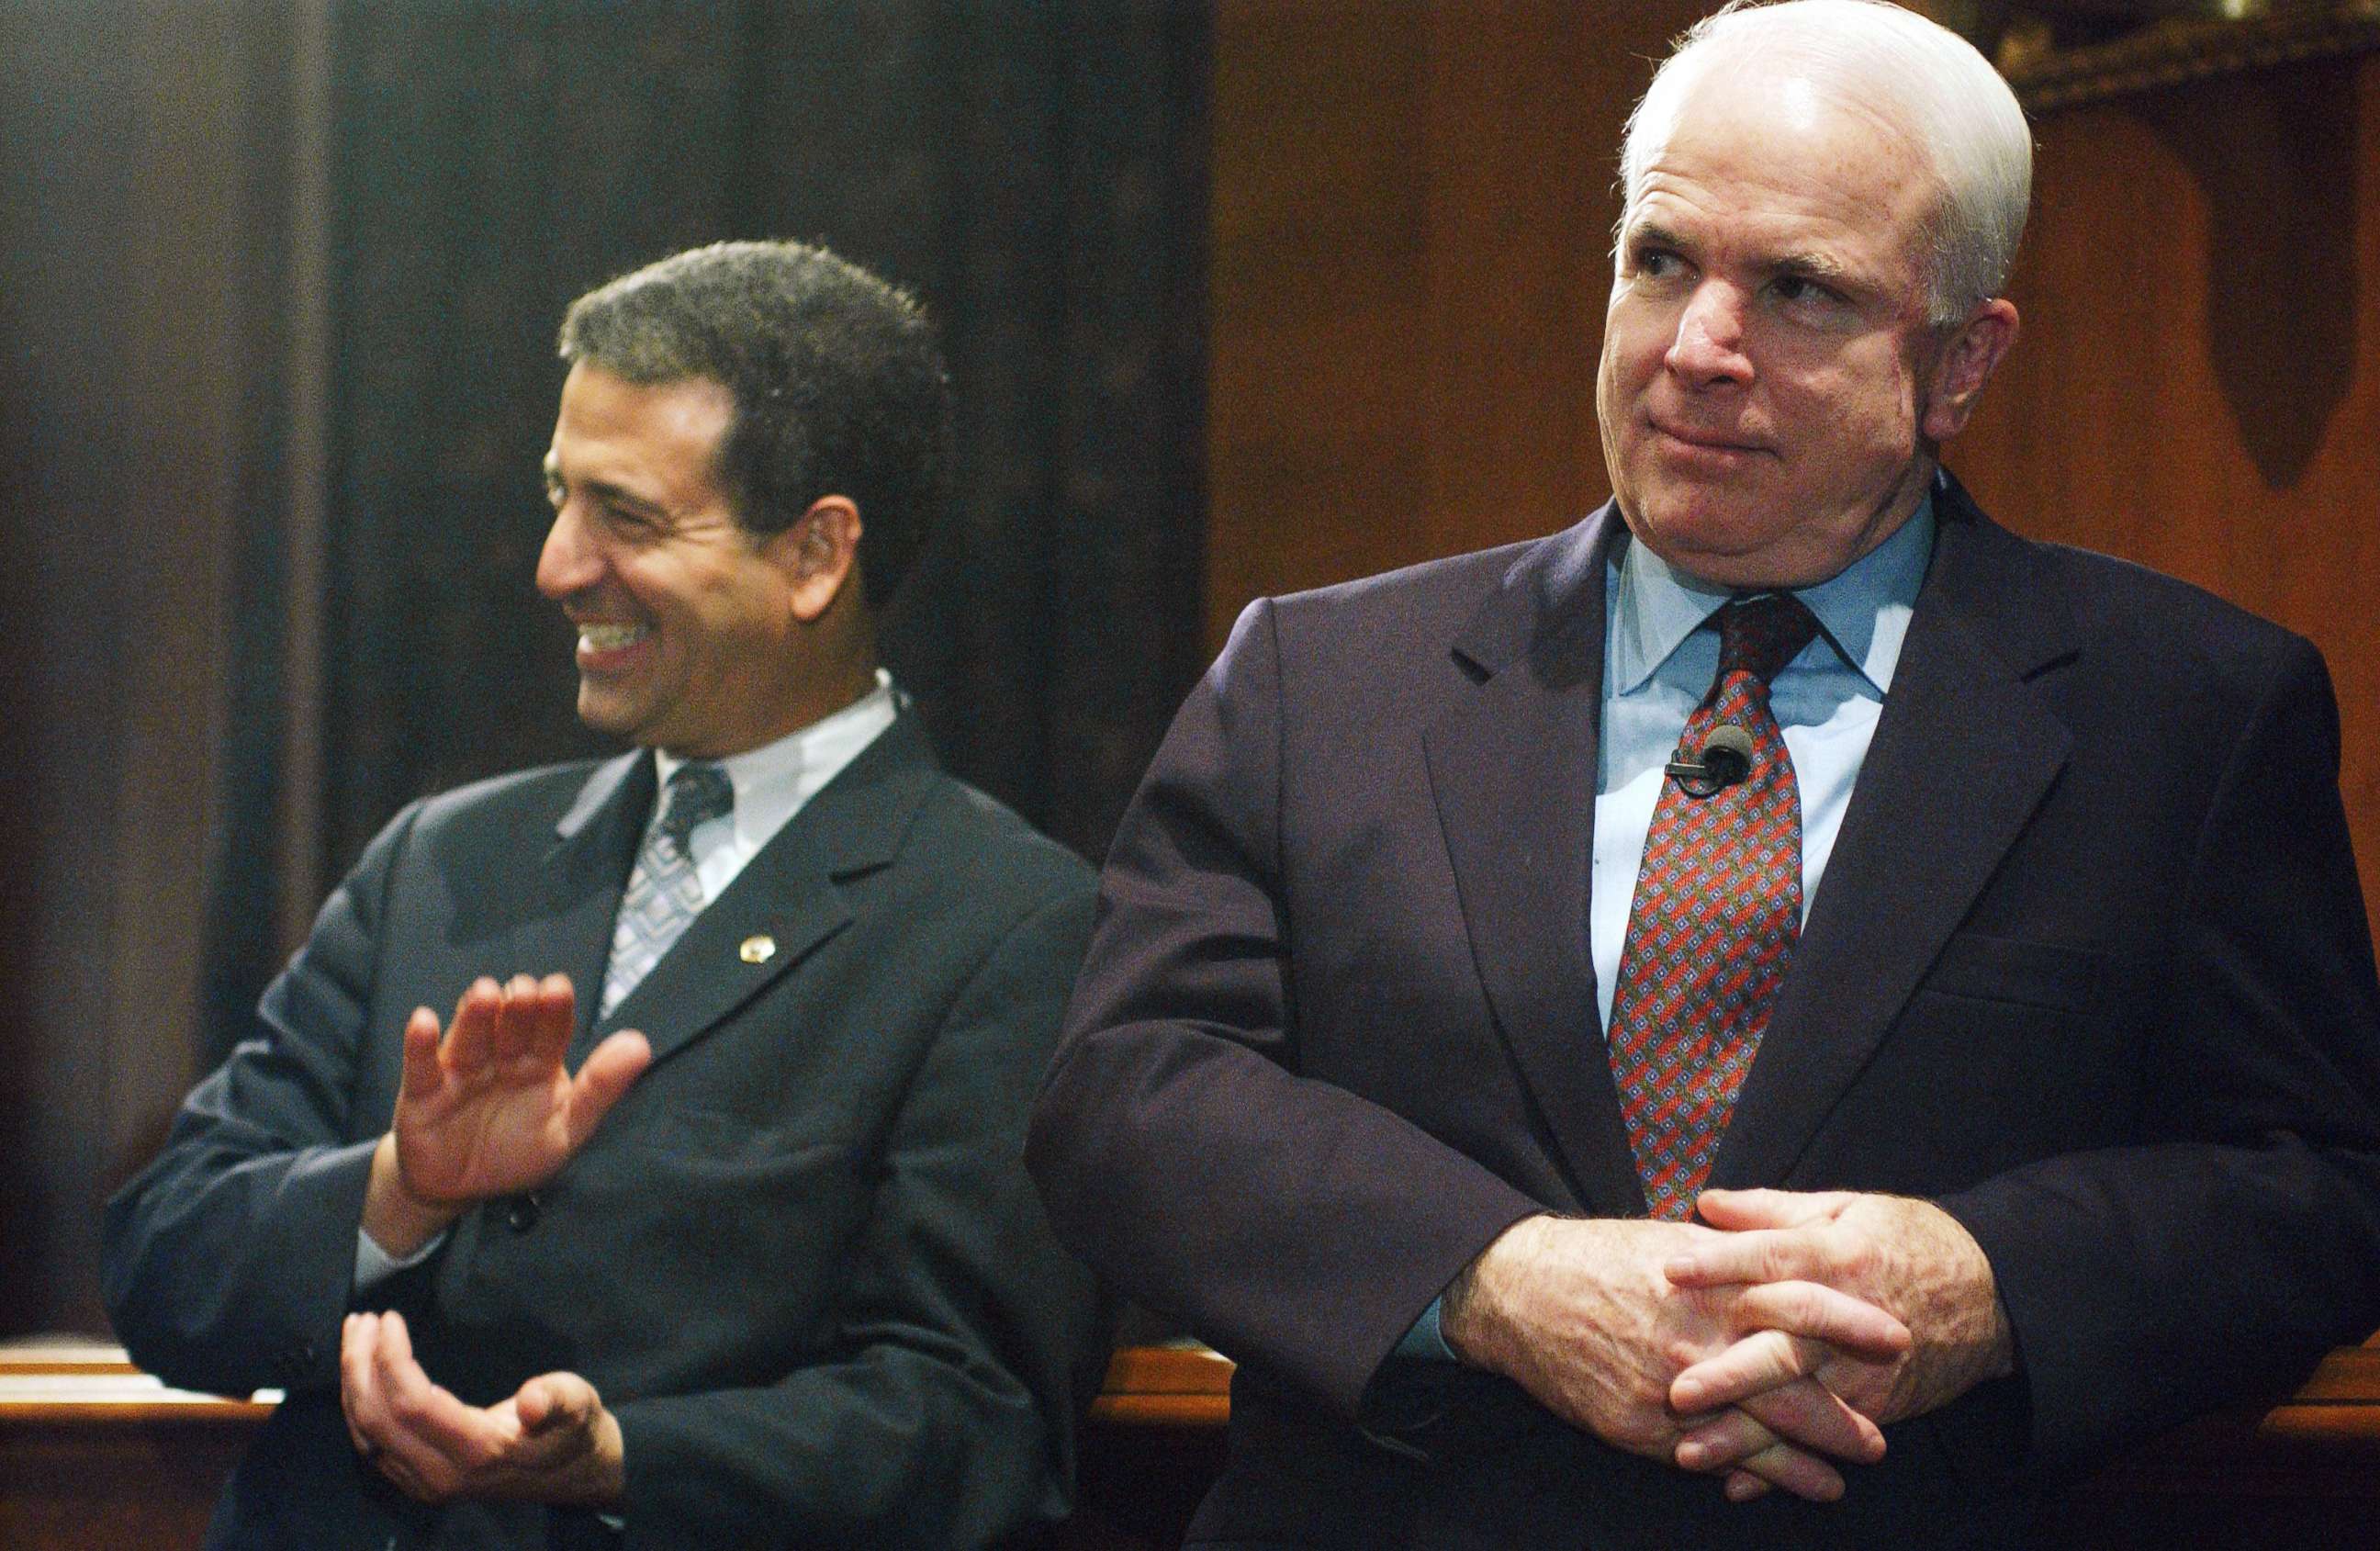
top-left (393, 974), bottom-right (652, 1204)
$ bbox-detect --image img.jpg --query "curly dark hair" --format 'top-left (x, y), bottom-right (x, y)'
top-left (557, 240), bottom-right (953, 609)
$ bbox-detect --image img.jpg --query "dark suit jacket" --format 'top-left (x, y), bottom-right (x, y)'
top-left (107, 714), bottom-right (1103, 1550)
top-left (1028, 478), bottom-right (2380, 1549)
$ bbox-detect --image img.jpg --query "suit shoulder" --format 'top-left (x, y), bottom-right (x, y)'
top-left (906, 769), bottom-right (1096, 909)
top-left (2025, 534), bottom-right (2319, 690)
top-left (1248, 524), bottom-right (1589, 669)
top-left (1274, 533), bottom-right (1543, 622)
top-left (406, 757), bottom-right (621, 837)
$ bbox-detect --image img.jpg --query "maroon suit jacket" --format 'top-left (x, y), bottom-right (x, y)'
top-left (1028, 478), bottom-right (2380, 1549)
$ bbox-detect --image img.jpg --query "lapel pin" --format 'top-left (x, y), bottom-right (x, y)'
top-left (739, 934), bottom-right (777, 965)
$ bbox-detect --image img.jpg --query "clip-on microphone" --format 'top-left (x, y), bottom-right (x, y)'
top-left (1664, 723), bottom-right (1756, 799)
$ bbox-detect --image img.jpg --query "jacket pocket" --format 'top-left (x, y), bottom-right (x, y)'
top-left (1922, 931), bottom-right (2107, 1013)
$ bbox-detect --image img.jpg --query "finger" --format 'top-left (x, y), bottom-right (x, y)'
top-left (340, 1313), bottom-right (387, 1456)
top-left (528, 973), bottom-right (577, 1068)
top-left (1731, 1438), bottom-right (1846, 1502)
top-left (565, 1032), bottom-right (653, 1148)
top-left (1740, 1377), bottom-right (1886, 1465)
top-left (443, 978), bottom-right (503, 1071)
top-left (516, 1370), bottom-right (599, 1435)
top-left (343, 1316), bottom-right (433, 1496)
top-left (1676, 1371), bottom-right (1882, 1470)
top-left (1695, 1187), bottom-right (1857, 1232)
top-left (508, 1373), bottom-right (605, 1469)
top-left (1730, 1280), bottom-right (1910, 1361)
top-left (1673, 1317), bottom-right (1901, 1418)
top-left (1724, 1467), bottom-right (1775, 1502)
top-left (1673, 1329), bottom-right (1808, 1414)
top-left (490, 974), bottom-right (541, 1064)
top-left (1673, 1406), bottom-right (1780, 1473)
top-left (399, 1008), bottom-right (446, 1104)
top-left (1664, 1224), bottom-right (1835, 1289)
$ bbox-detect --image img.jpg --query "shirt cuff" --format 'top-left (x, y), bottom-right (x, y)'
top-left (1394, 1295), bottom-right (1460, 1363)
top-left (354, 1226), bottom-right (446, 1291)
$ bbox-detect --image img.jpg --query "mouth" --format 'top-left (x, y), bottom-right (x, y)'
top-left (1649, 417), bottom-right (1768, 457)
top-left (572, 621), bottom-right (653, 671)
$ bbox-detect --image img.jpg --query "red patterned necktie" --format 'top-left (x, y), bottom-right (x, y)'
top-left (1607, 592), bottom-right (1821, 1220)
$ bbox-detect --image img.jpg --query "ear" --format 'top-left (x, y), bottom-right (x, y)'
top-left (768, 496), bottom-right (864, 624)
top-left (1921, 298), bottom-right (2019, 443)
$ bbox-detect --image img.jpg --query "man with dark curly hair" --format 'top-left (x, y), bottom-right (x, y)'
top-left (107, 241), bottom-right (1102, 1549)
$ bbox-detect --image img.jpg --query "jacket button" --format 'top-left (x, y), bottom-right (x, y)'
top-left (503, 1193), bottom-right (542, 1232)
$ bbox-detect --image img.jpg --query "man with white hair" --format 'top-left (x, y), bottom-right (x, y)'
top-left (1027, 2), bottom-right (2380, 1545)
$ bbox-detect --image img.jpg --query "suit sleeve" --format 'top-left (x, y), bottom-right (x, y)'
top-left (1942, 635), bottom-right (2380, 1472)
top-left (611, 882), bottom-right (1106, 1551)
top-left (1027, 599), bottom-right (1543, 1422)
top-left (101, 802), bottom-right (426, 1399)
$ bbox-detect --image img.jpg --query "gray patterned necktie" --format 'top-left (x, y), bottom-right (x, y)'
top-left (601, 761), bottom-right (735, 1017)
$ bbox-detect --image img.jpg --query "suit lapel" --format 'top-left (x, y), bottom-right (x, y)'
top-left (526, 752), bottom-right (652, 1056)
top-left (1424, 507), bottom-right (1647, 1217)
top-left (1711, 480), bottom-right (2078, 1190)
top-left (592, 714), bottom-right (933, 1067)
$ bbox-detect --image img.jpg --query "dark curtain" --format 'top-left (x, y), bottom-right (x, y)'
top-left (204, 0), bottom-right (1208, 1064)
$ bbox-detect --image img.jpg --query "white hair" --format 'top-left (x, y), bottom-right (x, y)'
top-left (1619, 0), bottom-right (2033, 326)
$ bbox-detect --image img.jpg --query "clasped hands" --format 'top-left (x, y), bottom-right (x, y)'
top-left (346, 974), bottom-right (652, 1508)
top-left (1440, 1189), bottom-right (2013, 1504)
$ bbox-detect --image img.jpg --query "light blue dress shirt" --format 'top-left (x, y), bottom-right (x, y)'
top-left (1401, 493), bottom-right (1937, 1363)
top-left (1590, 496), bottom-right (1934, 1030)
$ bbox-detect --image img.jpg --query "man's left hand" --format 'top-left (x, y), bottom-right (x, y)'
top-left (1657, 1189), bottom-right (2014, 1499)
top-left (341, 1310), bottom-right (625, 1509)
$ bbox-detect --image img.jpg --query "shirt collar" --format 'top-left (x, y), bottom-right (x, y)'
top-left (651, 669), bottom-right (900, 848)
top-left (1610, 490), bottom-right (1935, 696)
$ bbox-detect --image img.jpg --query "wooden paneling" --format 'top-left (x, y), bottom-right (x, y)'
top-left (1206, 1), bottom-right (1711, 647)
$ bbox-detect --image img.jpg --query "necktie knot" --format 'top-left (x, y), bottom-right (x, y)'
top-left (1716, 593), bottom-right (1820, 687)
top-left (657, 762), bottom-right (734, 848)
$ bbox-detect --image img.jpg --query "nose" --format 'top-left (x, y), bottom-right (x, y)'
top-left (1665, 283), bottom-right (1754, 388)
top-left (534, 496), bottom-right (602, 601)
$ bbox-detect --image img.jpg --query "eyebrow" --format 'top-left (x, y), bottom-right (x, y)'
top-left (542, 456), bottom-right (668, 516)
top-left (1620, 218), bottom-right (1687, 254)
top-left (1620, 219), bottom-right (1868, 291)
top-left (1770, 250), bottom-right (1858, 287)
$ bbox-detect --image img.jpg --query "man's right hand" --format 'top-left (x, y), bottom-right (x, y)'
top-left (361, 974), bottom-right (651, 1257)
top-left (1438, 1214), bottom-right (1911, 1502)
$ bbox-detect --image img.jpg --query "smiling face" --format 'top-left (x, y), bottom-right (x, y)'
top-left (1597, 67), bottom-right (2015, 589)
top-left (535, 362), bottom-right (816, 758)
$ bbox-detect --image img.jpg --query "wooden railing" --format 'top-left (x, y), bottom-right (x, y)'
top-left (5, 1339), bottom-right (2376, 1549)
